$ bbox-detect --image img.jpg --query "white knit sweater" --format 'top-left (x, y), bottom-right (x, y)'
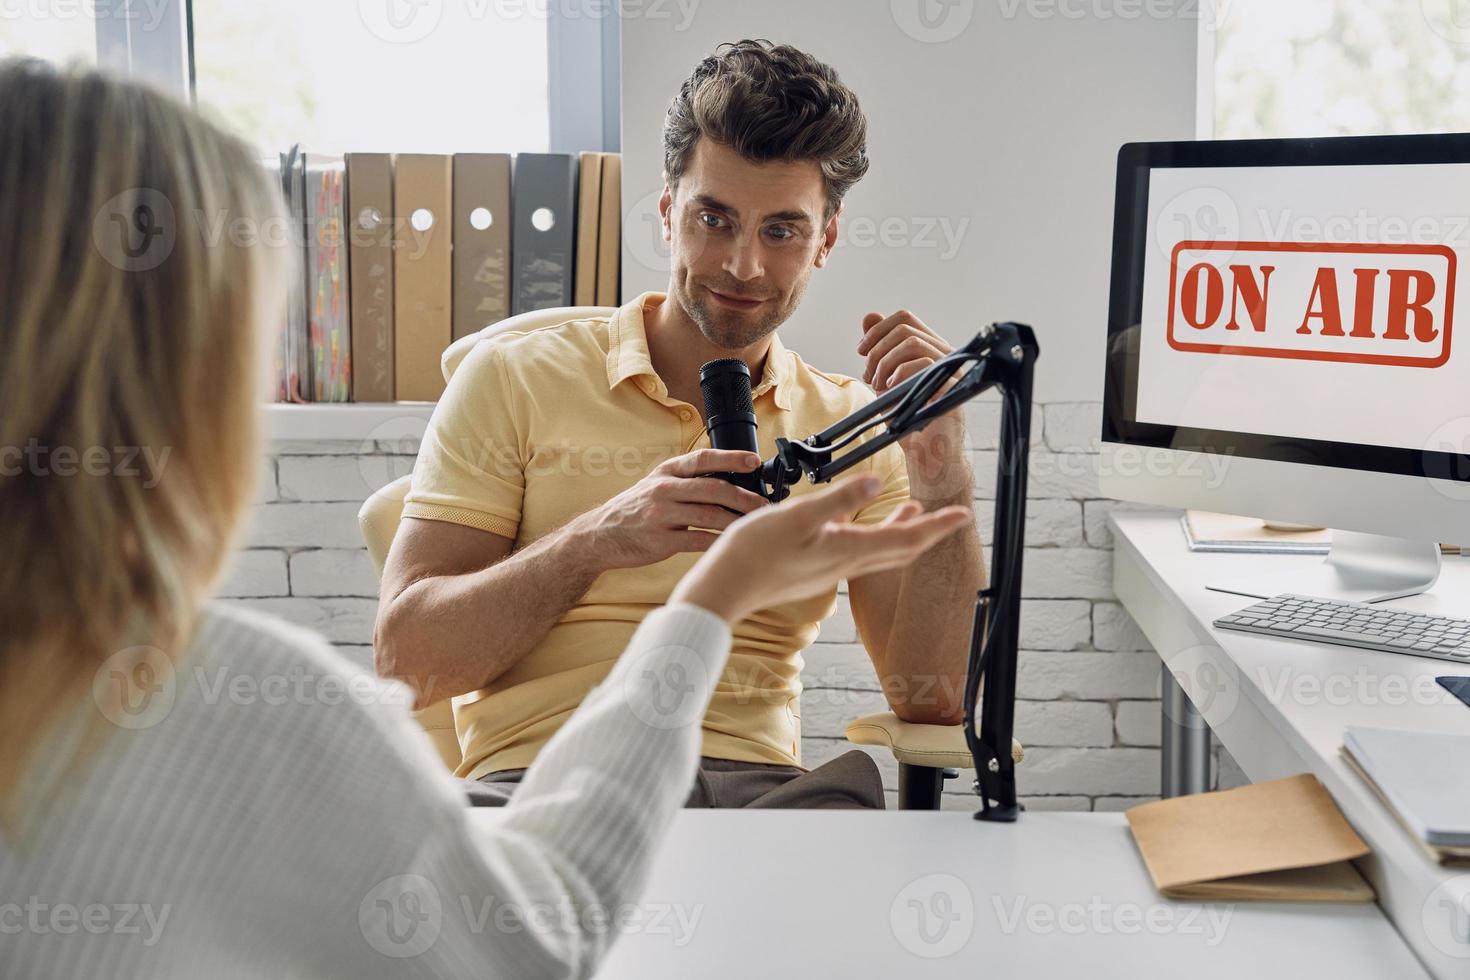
top-left (0, 599), bottom-right (731, 979)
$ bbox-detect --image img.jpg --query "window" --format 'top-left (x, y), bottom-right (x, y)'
top-left (191, 0), bottom-right (550, 155)
top-left (1215, 0), bottom-right (1470, 139)
top-left (0, 4), bottom-right (98, 67)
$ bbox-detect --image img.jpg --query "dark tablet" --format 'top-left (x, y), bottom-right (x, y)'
top-left (1437, 675), bottom-right (1470, 710)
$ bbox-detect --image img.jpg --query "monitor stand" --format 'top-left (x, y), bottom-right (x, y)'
top-left (1206, 530), bottom-right (1442, 604)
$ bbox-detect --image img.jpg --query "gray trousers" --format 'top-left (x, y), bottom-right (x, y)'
top-left (464, 750), bottom-right (885, 810)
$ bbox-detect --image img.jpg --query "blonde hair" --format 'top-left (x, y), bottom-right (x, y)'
top-left (0, 59), bottom-right (286, 816)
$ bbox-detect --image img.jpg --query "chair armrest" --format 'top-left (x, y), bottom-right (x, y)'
top-left (844, 711), bottom-right (1024, 769)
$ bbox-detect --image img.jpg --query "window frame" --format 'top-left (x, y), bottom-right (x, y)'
top-left (92, 1), bottom-right (618, 153)
top-left (94, 0), bottom-right (190, 101)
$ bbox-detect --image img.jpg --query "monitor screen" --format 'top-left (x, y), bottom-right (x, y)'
top-left (1104, 135), bottom-right (1470, 486)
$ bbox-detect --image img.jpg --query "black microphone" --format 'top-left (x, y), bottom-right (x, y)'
top-left (699, 358), bottom-right (766, 498)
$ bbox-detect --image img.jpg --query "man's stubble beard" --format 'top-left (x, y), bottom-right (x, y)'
top-left (673, 265), bottom-right (811, 352)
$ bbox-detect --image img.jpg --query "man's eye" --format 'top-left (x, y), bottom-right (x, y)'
top-left (698, 212), bottom-right (724, 229)
top-left (766, 226), bottom-right (795, 242)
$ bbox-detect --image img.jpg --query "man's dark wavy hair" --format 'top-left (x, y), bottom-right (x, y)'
top-left (663, 39), bottom-right (869, 219)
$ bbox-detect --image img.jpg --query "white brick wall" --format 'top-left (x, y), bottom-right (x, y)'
top-left (215, 439), bottom-right (412, 654)
top-left (218, 402), bottom-right (1251, 812)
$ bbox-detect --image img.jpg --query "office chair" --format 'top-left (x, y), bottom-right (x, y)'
top-left (358, 305), bottom-right (1023, 810)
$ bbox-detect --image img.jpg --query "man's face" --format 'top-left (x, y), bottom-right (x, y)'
top-left (660, 139), bottom-right (839, 350)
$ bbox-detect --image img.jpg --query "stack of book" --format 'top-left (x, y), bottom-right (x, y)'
top-left (270, 149), bottom-right (623, 403)
top-left (1181, 511), bottom-right (1465, 556)
top-left (1343, 726), bottom-right (1470, 867)
top-left (1180, 511), bottom-right (1331, 555)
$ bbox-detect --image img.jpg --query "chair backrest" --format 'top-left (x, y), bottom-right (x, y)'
top-left (440, 304), bottom-right (614, 384)
top-left (358, 305), bottom-right (615, 773)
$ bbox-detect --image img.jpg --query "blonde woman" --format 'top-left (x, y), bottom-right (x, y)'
top-left (0, 61), bottom-right (971, 979)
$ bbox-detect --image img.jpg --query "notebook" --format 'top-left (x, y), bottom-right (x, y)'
top-left (1181, 511), bottom-right (1331, 554)
top-left (511, 153), bottom-right (577, 314)
top-left (304, 154), bottom-right (351, 402)
top-left (345, 152), bottom-right (395, 402)
top-left (452, 153), bottom-right (512, 340)
top-left (1182, 511), bottom-right (1463, 556)
top-left (1343, 726), bottom-right (1470, 862)
top-left (393, 154), bottom-right (453, 401)
top-left (276, 144), bottom-right (310, 403)
top-left (573, 151), bottom-right (604, 306)
top-left (1125, 774), bottom-right (1374, 901)
top-left (595, 153), bottom-right (621, 306)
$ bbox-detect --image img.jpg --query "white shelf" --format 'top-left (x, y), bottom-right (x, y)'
top-left (261, 403), bottom-right (436, 443)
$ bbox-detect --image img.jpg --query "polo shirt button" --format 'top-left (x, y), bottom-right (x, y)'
top-left (679, 409), bottom-right (692, 421)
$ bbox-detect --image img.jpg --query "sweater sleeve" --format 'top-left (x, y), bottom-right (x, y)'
top-left (369, 602), bottom-right (732, 979)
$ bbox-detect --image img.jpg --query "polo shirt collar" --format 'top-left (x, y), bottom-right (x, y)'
top-left (606, 291), bottom-right (793, 411)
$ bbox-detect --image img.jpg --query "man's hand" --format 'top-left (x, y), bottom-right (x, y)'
top-left (671, 476), bottom-right (971, 625)
top-left (568, 449), bottom-right (770, 571)
top-left (858, 309), bottom-right (970, 499)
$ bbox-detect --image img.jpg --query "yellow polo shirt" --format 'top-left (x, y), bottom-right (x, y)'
top-left (402, 291), bottom-right (911, 779)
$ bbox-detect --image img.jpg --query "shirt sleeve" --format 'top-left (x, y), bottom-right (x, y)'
top-left (842, 382), bottom-right (912, 526)
top-left (401, 340), bottom-right (526, 540)
top-left (851, 439), bottom-right (911, 527)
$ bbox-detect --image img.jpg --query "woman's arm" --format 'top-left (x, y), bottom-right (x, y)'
top-left (358, 477), bottom-right (969, 978)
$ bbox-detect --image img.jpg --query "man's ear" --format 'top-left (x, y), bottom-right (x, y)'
top-left (659, 181), bottom-right (674, 243)
top-left (814, 203), bottom-right (841, 268)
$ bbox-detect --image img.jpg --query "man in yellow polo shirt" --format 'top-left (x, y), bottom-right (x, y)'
top-left (376, 40), bottom-right (984, 808)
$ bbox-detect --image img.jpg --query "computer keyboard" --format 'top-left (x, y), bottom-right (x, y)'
top-left (1213, 594), bottom-right (1470, 663)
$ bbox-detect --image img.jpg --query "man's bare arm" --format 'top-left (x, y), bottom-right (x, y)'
top-left (849, 309), bottom-right (988, 725)
top-left (374, 449), bottom-right (770, 708)
top-left (847, 451), bottom-right (984, 726)
top-left (375, 517), bottom-right (604, 708)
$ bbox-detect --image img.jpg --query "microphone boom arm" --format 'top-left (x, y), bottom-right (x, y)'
top-left (755, 321), bottom-right (1039, 822)
top-left (761, 323), bottom-right (1025, 490)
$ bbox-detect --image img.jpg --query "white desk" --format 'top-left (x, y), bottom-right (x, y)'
top-left (470, 809), bottom-right (1422, 978)
top-left (1111, 511), bottom-right (1470, 979)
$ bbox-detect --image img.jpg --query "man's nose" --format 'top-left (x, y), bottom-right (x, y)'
top-left (722, 235), bottom-right (765, 282)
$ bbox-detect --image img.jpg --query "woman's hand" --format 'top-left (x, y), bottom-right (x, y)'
top-left (668, 475), bottom-right (973, 625)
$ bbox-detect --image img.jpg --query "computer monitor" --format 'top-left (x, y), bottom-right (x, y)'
top-left (1101, 134), bottom-right (1470, 603)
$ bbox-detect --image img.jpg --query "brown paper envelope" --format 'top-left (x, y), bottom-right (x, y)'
top-left (1127, 773), bottom-right (1371, 899)
top-left (1162, 861), bottom-right (1373, 902)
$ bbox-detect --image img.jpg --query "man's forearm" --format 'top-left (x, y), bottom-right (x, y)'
top-left (882, 473), bottom-right (985, 724)
top-left (377, 523), bottom-right (605, 707)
